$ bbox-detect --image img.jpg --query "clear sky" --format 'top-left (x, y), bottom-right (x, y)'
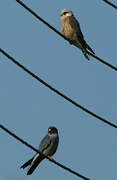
top-left (1, 0), bottom-right (117, 180)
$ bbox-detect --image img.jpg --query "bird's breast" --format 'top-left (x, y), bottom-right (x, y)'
top-left (61, 20), bottom-right (77, 43)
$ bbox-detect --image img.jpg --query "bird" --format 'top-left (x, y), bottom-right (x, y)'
top-left (20, 126), bottom-right (59, 175)
top-left (60, 9), bottom-right (95, 60)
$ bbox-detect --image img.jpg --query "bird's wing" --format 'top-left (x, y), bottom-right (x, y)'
top-left (72, 16), bottom-right (87, 46)
top-left (66, 16), bottom-right (84, 39)
top-left (39, 134), bottom-right (51, 153)
top-left (72, 16), bottom-right (95, 54)
top-left (26, 136), bottom-right (51, 175)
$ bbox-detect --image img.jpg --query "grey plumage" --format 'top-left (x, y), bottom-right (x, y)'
top-left (20, 127), bottom-right (59, 175)
top-left (60, 9), bottom-right (95, 60)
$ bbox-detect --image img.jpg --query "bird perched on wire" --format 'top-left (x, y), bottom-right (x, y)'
top-left (60, 9), bottom-right (95, 60)
top-left (20, 126), bottom-right (59, 175)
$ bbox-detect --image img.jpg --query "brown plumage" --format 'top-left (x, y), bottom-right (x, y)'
top-left (60, 9), bottom-right (95, 60)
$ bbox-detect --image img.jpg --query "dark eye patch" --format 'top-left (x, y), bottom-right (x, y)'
top-left (63, 12), bottom-right (68, 15)
top-left (61, 12), bottom-right (68, 16)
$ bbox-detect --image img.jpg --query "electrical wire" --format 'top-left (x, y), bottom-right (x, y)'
top-left (0, 124), bottom-right (91, 180)
top-left (101, 0), bottom-right (117, 9)
top-left (15, 0), bottom-right (117, 71)
top-left (1, 48), bottom-right (117, 129)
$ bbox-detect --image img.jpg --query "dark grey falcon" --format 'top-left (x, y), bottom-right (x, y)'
top-left (20, 127), bottom-right (59, 175)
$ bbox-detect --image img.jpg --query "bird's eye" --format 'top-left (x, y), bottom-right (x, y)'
top-left (61, 12), bottom-right (68, 16)
top-left (63, 12), bottom-right (67, 15)
top-left (48, 128), bottom-right (51, 132)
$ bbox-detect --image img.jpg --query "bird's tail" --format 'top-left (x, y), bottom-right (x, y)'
top-left (27, 155), bottom-right (45, 175)
top-left (86, 43), bottom-right (95, 54)
top-left (75, 42), bottom-right (90, 60)
top-left (81, 48), bottom-right (90, 60)
top-left (20, 158), bottom-right (33, 169)
top-left (81, 43), bottom-right (95, 60)
top-left (82, 42), bottom-right (95, 60)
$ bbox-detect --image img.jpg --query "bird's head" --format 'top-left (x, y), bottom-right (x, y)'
top-left (48, 126), bottom-right (58, 135)
top-left (60, 9), bottom-right (73, 20)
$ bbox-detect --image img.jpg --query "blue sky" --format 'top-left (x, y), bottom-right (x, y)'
top-left (1, 0), bottom-right (117, 180)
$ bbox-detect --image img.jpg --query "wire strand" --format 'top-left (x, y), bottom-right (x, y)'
top-left (101, 0), bottom-right (117, 9)
top-left (1, 48), bottom-right (117, 129)
top-left (15, 0), bottom-right (117, 71)
top-left (0, 124), bottom-right (91, 180)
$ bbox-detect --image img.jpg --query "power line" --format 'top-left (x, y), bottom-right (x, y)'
top-left (1, 48), bottom-right (117, 129)
top-left (0, 124), bottom-right (91, 180)
top-left (87, 51), bottom-right (117, 70)
top-left (101, 0), bottom-right (117, 10)
top-left (15, 0), bottom-right (117, 71)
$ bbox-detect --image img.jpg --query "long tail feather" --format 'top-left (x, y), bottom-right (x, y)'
top-left (27, 156), bottom-right (45, 175)
top-left (86, 43), bottom-right (95, 54)
top-left (20, 158), bottom-right (33, 169)
top-left (75, 41), bottom-right (90, 60)
top-left (81, 49), bottom-right (90, 60)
